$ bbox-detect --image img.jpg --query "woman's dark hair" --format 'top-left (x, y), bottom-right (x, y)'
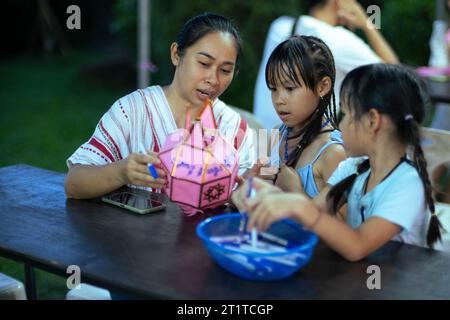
top-left (176, 13), bottom-right (242, 61)
top-left (326, 63), bottom-right (442, 248)
top-left (265, 35), bottom-right (338, 167)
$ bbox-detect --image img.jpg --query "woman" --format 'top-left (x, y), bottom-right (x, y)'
top-left (65, 13), bottom-right (256, 199)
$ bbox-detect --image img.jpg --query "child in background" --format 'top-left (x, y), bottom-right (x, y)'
top-left (262, 35), bottom-right (346, 198)
top-left (233, 64), bottom-right (443, 261)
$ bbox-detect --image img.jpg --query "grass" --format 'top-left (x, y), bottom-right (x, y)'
top-left (0, 51), bottom-right (132, 171)
top-left (0, 50), bottom-right (132, 299)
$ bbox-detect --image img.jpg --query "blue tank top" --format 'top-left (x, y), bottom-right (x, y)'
top-left (273, 124), bottom-right (343, 198)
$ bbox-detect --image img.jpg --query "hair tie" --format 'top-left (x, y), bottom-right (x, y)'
top-left (404, 114), bottom-right (414, 121)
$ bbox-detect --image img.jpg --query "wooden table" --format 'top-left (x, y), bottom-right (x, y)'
top-left (1, 164), bottom-right (450, 299)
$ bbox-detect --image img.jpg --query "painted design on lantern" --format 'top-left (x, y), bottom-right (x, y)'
top-left (204, 183), bottom-right (226, 202)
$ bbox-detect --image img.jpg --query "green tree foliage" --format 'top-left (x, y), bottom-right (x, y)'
top-left (381, 0), bottom-right (434, 66)
top-left (113, 0), bottom-right (435, 111)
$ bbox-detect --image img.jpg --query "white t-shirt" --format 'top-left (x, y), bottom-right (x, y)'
top-left (253, 15), bottom-right (382, 130)
top-left (327, 157), bottom-right (430, 248)
top-left (429, 20), bottom-right (449, 67)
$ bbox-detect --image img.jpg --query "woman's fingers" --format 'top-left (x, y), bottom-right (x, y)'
top-left (154, 167), bottom-right (166, 178)
top-left (132, 153), bottom-right (166, 178)
top-left (131, 171), bottom-right (166, 188)
top-left (135, 163), bottom-right (167, 179)
top-left (120, 152), bottom-right (168, 188)
top-left (138, 152), bottom-right (161, 165)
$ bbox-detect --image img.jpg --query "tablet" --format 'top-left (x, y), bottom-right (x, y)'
top-left (102, 191), bottom-right (166, 215)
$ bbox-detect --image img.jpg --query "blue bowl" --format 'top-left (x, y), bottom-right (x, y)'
top-left (196, 213), bottom-right (318, 281)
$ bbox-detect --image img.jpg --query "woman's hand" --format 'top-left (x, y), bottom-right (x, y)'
top-left (231, 177), bottom-right (282, 213)
top-left (118, 152), bottom-right (166, 189)
top-left (337, 0), bottom-right (368, 31)
top-left (274, 164), bottom-right (303, 193)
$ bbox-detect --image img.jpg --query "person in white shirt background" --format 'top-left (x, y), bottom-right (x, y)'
top-left (429, 0), bottom-right (450, 131)
top-left (253, 0), bottom-right (399, 131)
top-left (429, 0), bottom-right (450, 203)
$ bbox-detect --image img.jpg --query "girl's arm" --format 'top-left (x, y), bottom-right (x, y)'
top-left (276, 141), bottom-right (346, 195)
top-left (362, 23), bottom-right (399, 64)
top-left (315, 143), bottom-right (346, 191)
top-left (247, 190), bottom-right (401, 262)
top-left (313, 184), bottom-right (347, 221)
top-left (337, 0), bottom-right (399, 64)
top-left (64, 152), bottom-right (166, 199)
top-left (312, 184), bottom-right (329, 212)
top-left (275, 165), bottom-right (304, 193)
top-left (313, 143), bottom-right (347, 217)
top-left (307, 207), bottom-right (401, 261)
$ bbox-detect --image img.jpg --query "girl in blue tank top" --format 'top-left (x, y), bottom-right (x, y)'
top-left (265, 35), bottom-right (346, 197)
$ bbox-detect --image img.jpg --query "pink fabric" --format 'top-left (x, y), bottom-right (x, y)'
top-left (416, 66), bottom-right (450, 77)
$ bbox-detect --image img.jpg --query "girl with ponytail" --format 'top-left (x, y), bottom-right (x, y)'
top-left (232, 63), bottom-right (442, 261)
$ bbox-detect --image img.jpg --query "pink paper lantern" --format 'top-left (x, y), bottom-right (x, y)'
top-left (159, 101), bottom-right (239, 215)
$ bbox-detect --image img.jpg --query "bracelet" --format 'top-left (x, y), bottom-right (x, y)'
top-left (306, 210), bottom-right (322, 231)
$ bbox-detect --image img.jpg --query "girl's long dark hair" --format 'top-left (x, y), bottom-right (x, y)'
top-left (326, 63), bottom-right (442, 248)
top-left (265, 35), bottom-right (338, 167)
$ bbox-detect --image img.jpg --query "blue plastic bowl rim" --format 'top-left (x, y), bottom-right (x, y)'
top-left (196, 213), bottom-right (318, 258)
